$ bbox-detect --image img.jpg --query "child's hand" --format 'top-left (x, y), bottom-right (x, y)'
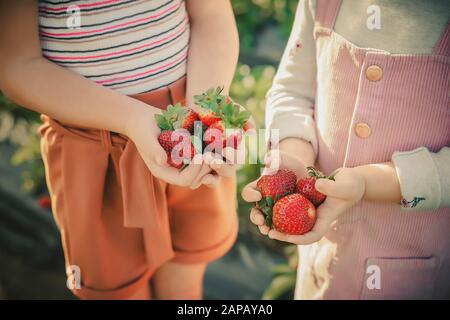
top-left (126, 106), bottom-right (215, 188)
top-left (203, 104), bottom-right (255, 178)
top-left (243, 158), bottom-right (366, 245)
top-left (204, 142), bottom-right (246, 178)
top-left (267, 167), bottom-right (365, 244)
top-left (241, 150), bottom-right (309, 234)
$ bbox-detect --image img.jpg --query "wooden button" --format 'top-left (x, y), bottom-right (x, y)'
top-left (355, 122), bottom-right (371, 138)
top-left (366, 65), bottom-right (383, 81)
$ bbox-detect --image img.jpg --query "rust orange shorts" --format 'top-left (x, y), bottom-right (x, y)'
top-left (39, 77), bottom-right (238, 299)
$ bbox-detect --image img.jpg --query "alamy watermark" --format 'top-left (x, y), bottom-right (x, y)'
top-left (366, 5), bottom-right (381, 30)
top-left (66, 265), bottom-right (81, 290)
top-left (366, 264), bottom-right (381, 290)
top-left (66, 5), bottom-right (81, 30)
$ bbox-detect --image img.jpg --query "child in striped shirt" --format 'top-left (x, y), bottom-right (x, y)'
top-left (0, 0), bottom-right (240, 300)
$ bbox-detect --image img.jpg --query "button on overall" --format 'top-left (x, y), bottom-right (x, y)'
top-left (366, 65), bottom-right (383, 81)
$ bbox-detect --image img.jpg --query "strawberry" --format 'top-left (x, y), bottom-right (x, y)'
top-left (257, 169), bottom-right (297, 202)
top-left (256, 169), bottom-right (297, 225)
top-left (223, 129), bottom-right (242, 149)
top-left (203, 121), bottom-right (242, 149)
top-left (157, 130), bottom-right (177, 153)
top-left (179, 108), bottom-right (199, 133)
top-left (157, 130), bottom-right (195, 169)
top-left (272, 193), bottom-right (316, 235)
top-left (197, 108), bottom-right (222, 126)
top-left (204, 121), bottom-right (225, 149)
top-left (194, 87), bottom-right (224, 126)
top-left (194, 87), bottom-right (251, 131)
top-left (297, 166), bottom-right (336, 207)
top-left (155, 103), bottom-right (199, 134)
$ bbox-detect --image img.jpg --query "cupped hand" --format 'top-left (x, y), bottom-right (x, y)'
top-left (126, 106), bottom-right (216, 188)
top-left (257, 167), bottom-right (366, 245)
top-left (241, 149), bottom-right (309, 235)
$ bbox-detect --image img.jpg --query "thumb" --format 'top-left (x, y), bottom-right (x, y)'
top-left (149, 137), bottom-right (168, 166)
top-left (314, 179), bottom-right (353, 200)
top-left (241, 180), bottom-right (262, 202)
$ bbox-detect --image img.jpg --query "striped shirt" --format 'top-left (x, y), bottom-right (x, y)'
top-left (39, 0), bottom-right (190, 95)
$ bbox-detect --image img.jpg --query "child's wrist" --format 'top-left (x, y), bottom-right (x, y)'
top-left (279, 137), bottom-right (315, 167)
top-left (124, 102), bottom-right (159, 138)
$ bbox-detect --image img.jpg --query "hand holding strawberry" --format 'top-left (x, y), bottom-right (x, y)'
top-left (155, 87), bottom-right (252, 181)
top-left (268, 167), bottom-right (365, 244)
top-left (242, 151), bottom-right (365, 244)
top-left (126, 106), bottom-right (210, 188)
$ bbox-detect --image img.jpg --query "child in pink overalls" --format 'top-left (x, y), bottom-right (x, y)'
top-left (244, 0), bottom-right (450, 299)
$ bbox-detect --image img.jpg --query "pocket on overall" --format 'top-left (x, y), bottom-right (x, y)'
top-left (360, 256), bottom-right (438, 299)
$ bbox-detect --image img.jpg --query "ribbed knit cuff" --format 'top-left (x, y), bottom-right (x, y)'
top-left (392, 147), bottom-right (441, 211)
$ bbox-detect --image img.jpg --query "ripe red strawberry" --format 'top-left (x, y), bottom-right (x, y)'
top-left (204, 121), bottom-right (224, 149)
top-left (204, 121), bottom-right (242, 150)
top-left (155, 103), bottom-right (199, 134)
top-left (242, 120), bottom-right (254, 132)
top-left (272, 193), bottom-right (316, 235)
top-left (257, 169), bottom-right (297, 201)
top-left (180, 108), bottom-right (199, 133)
top-left (223, 129), bottom-right (242, 149)
top-left (194, 87), bottom-right (251, 131)
top-left (158, 130), bottom-right (176, 153)
top-left (297, 166), bottom-right (336, 207)
top-left (197, 108), bottom-right (221, 126)
top-left (158, 130), bottom-right (195, 168)
top-left (194, 87), bottom-right (223, 126)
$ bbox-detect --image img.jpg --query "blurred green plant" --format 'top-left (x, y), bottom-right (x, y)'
top-left (262, 245), bottom-right (298, 300)
top-left (0, 93), bottom-right (43, 193)
top-left (232, 0), bottom-right (298, 51)
top-left (230, 64), bottom-right (298, 300)
top-left (230, 64), bottom-right (275, 214)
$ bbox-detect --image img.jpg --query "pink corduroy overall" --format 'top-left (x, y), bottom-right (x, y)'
top-left (295, 0), bottom-right (450, 299)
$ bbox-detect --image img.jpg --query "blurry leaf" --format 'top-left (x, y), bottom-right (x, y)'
top-left (271, 263), bottom-right (295, 276)
top-left (262, 274), bottom-right (296, 300)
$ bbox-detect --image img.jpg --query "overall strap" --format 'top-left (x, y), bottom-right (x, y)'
top-left (433, 20), bottom-right (450, 56)
top-left (315, 0), bottom-right (341, 31)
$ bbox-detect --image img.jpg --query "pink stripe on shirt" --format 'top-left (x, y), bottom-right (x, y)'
top-left (39, 0), bottom-right (121, 12)
top-left (40, 2), bottom-right (179, 37)
top-left (95, 51), bottom-right (188, 85)
top-left (43, 19), bottom-right (188, 61)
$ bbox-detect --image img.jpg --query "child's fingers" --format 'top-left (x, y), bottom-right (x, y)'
top-left (189, 160), bottom-right (214, 189)
top-left (215, 163), bottom-right (236, 177)
top-left (241, 181), bottom-right (262, 202)
top-left (223, 146), bottom-right (245, 165)
top-left (179, 154), bottom-right (204, 185)
top-left (249, 207), bottom-right (265, 226)
top-left (204, 152), bottom-right (236, 177)
top-left (268, 229), bottom-right (323, 245)
top-left (201, 173), bottom-right (220, 188)
top-left (258, 225), bottom-right (270, 235)
top-left (203, 152), bottom-right (219, 166)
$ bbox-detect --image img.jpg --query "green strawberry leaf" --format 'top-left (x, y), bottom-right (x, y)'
top-left (155, 114), bottom-right (172, 130)
top-left (265, 214), bottom-right (273, 228)
top-left (266, 196), bottom-right (275, 208)
top-left (257, 199), bottom-right (266, 209)
top-left (172, 120), bottom-right (182, 130)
